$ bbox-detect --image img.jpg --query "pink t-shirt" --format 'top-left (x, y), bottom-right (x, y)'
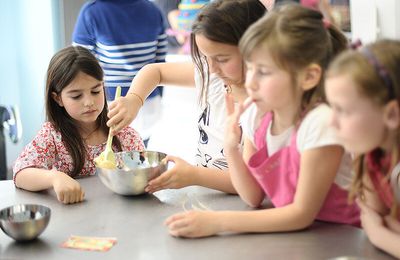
top-left (13, 122), bottom-right (144, 180)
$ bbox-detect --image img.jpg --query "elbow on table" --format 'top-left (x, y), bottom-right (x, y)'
top-left (243, 196), bottom-right (264, 209)
top-left (290, 210), bottom-right (317, 231)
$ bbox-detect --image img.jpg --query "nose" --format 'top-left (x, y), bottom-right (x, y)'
top-left (84, 96), bottom-right (94, 108)
top-left (245, 69), bottom-right (258, 91)
top-left (208, 58), bottom-right (220, 74)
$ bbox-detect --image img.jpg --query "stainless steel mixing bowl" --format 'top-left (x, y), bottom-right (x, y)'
top-left (0, 204), bottom-right (51, 241)
top-left (96, 150), bottom-right (168, 195)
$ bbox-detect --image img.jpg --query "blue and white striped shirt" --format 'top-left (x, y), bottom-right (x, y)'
top-left (72, 0), bottom-right (167, 100)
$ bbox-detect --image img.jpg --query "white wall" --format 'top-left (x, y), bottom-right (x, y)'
top-left (351, 0), bottom-right (400, 43)
top-left (0, 0), bottom-right (56, 178)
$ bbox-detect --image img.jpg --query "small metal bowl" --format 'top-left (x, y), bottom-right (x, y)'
top-left (96, 150), bottom-right (168, 195)
top-left (0, 204), bottom-right (51, 241)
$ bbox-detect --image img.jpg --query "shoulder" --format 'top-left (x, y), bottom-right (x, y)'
top-left (78, 0), bottom-right (98, 15)
top-left (297, 104), bottom-right (341, 152)
top-left (38, 122), bottom-right (59, 137)
top-left (302, 104), bottom-right (332, 125)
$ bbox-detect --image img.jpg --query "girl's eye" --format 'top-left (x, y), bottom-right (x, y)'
top-left (216, 59), bottom-right (228, 63)
top-left (92, 91), bottom-right (101, 95)
top-left (258, 69), bottom-right (270, 76)
top-left (71, 95), bottom-right (81, 100)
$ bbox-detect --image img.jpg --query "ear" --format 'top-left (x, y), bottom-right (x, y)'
top-left (299, 63), bottom-right (322, 91)
top-left (51, 92), bottom-right (64, 107)
top-left (383, 100), bottom-right (400, 130)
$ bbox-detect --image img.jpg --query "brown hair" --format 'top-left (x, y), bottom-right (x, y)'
top-left (46, 46), bottom-right (122, 177)
top-left (190, 0), bottom-right (266, 105)
top-left (239, 4), bottom-right (348, 115)
top-left (327, 39), bottom-right (400, 201)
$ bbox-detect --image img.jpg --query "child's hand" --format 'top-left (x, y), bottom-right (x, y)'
top-left (165, 210), bottom-right (220, 238)
top-left (52, 172), bottom-right (85, 204)
top-left (145, 156), bottom-right (194, 193)
top-left (224, 94), bottom-right (252, 153)
top-left (357, 199), bottom-right (385, 241)
top-left (107, 95), bottom-right (141, 135)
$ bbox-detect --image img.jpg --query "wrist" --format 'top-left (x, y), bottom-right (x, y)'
top-left (215, 211), bottom-right (229, 233)
top-left (224, 145), bottom-right (242, 156)
top-left (187, 164), bottom-right (200, 185)
top-left (48, 169), bottom-right (63, 185)
top-left (127, 92), bottom-right (144, 107)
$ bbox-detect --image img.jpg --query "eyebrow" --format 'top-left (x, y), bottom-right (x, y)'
top-left (66, 83), bottom-right (102, 94)
top-left (246, 61), bottom-right (272, 68)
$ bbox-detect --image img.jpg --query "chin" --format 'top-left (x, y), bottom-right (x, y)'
top-left (343, 143), bottom-right (371, 156)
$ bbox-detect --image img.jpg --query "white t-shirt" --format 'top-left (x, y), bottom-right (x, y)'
top-left (243, 104), bottom-right (353, 189)
top-left (194, 71), bottom-right (228, 170)
top-left (193, 70), bottom-right (248, 170)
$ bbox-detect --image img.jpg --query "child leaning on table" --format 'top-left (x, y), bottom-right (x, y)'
top-left (13, 46), bottom-right (144, 205)
top-left (107, 0), bottom-right (266, 194)
top-left (325, 39), bottom-right (400, 259)
top-left (165, 4), bottom-right (360, 238)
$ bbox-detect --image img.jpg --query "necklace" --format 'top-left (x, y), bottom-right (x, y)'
top-left (82, 125), bottom-right (100, 141)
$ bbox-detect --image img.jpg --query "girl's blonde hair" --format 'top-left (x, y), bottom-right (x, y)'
top-left (327, 39), bottom-right (400, 202)
top-left (239, 4), bottom-right (348, 115)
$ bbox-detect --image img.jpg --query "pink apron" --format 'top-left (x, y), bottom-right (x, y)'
top-left (247, 112), bottom-right (360, 226)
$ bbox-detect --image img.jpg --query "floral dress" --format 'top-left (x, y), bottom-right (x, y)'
top-left (13, 122), bottom-right (144, 180)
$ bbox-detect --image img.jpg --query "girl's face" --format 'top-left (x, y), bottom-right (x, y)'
top-left (53, 71), bottom-right (104, 128)
top-left (244, 48), bottom-right (294, 112)
top-left (195, 34), bottom-right (243, 86)
top-left (326, 74), bottom-right (387, 154)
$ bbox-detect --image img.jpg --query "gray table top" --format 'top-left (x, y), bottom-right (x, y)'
top-left (0, 177), bottom-right (394, 260)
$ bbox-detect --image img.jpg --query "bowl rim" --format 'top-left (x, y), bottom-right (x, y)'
top-left (96, 150), bottom-right (168, 171)
top-left (0, 204), bottom-right (51, 222)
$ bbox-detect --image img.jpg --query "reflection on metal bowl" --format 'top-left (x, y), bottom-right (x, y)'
top-left (0, 204), bottom-right (51, 242)
top-left (96, 150), bottom-right (168, 195)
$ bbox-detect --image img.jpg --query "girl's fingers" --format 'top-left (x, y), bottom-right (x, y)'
top-left (165, 212), bottom-right (186, 225)
top-left (63, 193), bottom-right (70, 204)
top-left (225, 93), bottom-right (235, 115)
top-left (356, 198), bottom-right (368, 211)
top-left (57, 192), bottom-right (64, 203)
top-left (147, 179), bottom-right (172, 193)
top-left (242, 97), bottom-right (253, 110)
top-left (165, 155), bottom-right (178, 163)
top-left (233, 104), bottom-right (243, 124)
top-left (148, 170), bottom-right (171, 186)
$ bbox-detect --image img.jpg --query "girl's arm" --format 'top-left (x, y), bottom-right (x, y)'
top-left (15, 168), bottom-right (84, 204)
top-left (15, 168), bottom-right (59, 191)
top-left (224, 94), bottom-right (264, 206)
top-left (362, 173), bottom-right (389, 215)
top-left (357, 200), bottom-right (400, 259)
top-left (227, 137), bottom-right (264, 207)
top-left (225, 145), bottom-right (344, 232)
top-left (145, 155), bottom-right (236, 194)
top-left (166, 145), bottom-right (345, 237)
top-left (108, 62), bottom-right (196, 133)
top-left (356, 174), bottom-right (400, 258)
